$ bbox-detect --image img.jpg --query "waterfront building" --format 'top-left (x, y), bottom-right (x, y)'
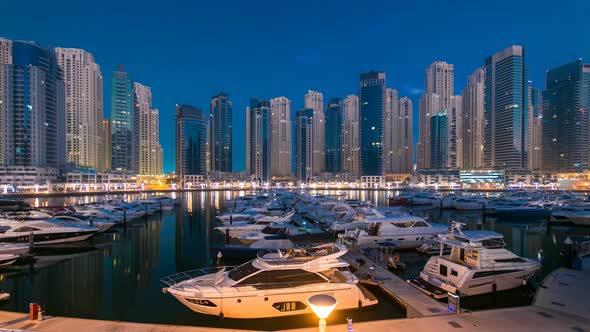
top-left (394, 97), bottom-right (413, 173)
top-left (209, 93), bottom-right (232, 172)
top-left (133, 82), bottom-right (163, 175)
top-left (245, 99), bottom-right (271, 183)
top-left (359, 71), bottom-right (386, 175)
top-left (55, 48), bottom-right (104, 172)
top-left (0, 38), bottom-right (12, 162)
top-left (430, 111), bottom-right (448, 169)
top-left (417, 61), bottom-right (454, 170)
top-left (342, 95), bottom-right (360, 175)
top-left (102, 119), bottom-right (111, 171)
top-left (325, 98), bottom-right (343, 173)
top-left (295, 108), bottom-right (314, 183)
top-left (484, 45), bottom-right (527, 170)
top-left (0, 39), bottom-right (65, 176)
top-left (383, 88), bottom-right (399, 174)
top-left (542, 59), bottom-right (590, 171)
top-left (304, 90), bottom-right (325, 175)
top-left (461, 67), bottom-right (485, 169)
top-left (175, 105), bottom-right (207, 177)
top-left (448, 95), bottom-right (462, 169)
top-left (270, 96), bottom-right (292, 178)
top-left (110, 65), bottom-right (134, 173)
top-left (528, 85), bottom-right (543, 171)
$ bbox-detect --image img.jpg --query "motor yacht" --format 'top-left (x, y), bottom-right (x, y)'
top-left (409, 224), bottom-right (541, 298)
top-left (50, 215), bottom-right (116, 233)
top-left (0, 219), bottom-right (98, 245)
top-left (162, 244), bottom-right (378, 319)
top-left (350, 215), bottom-right (448, 249)
top-left (215, 219), bottom-right (282, 238)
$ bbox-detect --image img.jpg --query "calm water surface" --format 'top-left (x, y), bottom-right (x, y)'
top-left (0, 190), bottom-right (584, 328)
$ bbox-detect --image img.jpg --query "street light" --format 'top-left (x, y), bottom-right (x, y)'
top-left (307, 294), bottom-right (337, 332)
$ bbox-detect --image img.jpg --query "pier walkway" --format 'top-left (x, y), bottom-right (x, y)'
top-left (342, 250), bottom-right (452, 318)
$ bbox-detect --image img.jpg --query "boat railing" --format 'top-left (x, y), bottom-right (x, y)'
top-left (160, 266), bottom-right (235, 287)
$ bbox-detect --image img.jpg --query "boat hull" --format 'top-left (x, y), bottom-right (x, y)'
top-left (169, 284), bottom-right (377, 319)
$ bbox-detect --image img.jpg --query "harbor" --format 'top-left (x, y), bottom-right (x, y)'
top-left (0, 189), bottom-right (587, 330)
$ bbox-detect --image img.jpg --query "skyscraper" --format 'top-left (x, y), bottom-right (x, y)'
top-left (528, 85), bottom-right (543, 171)
top-left (246, 99), bottom-right (271, 183)
top-left (133, 82), bottom-right (163, 175)
top-left (430, 111), bottom-right (448, 170)
top-left (209, 93), bottom-right (232, 172)
top-left (359, 71), bottom-right (386, 175)
top-left (484, 45), bottom-right (527, 170)
top-left (383, 88), bottom-right (399, 174)
top-left (395, 97), bottom-right (414, 173)
top-left (175, 105), bottom-right (207, 176)
top-left (0, 39), bottom-right (65, 171)
top-left (270, 96), bottom-right (292, 178)
top-left (417, 61), bottom-right (454, 170)
top-left (55, 48), bottom-right (104, 171)
top-left (462, 67), bottom-right (485, 169)
top-left (448, 95), bottom-right (462, 169)
top-left (342, 95), bottom-right (360, 175)
top-left (295, 109), bottom-right (314, 183)
top-left (324, 98), bottom-right (343, 173)
top-left (304, 90), bottom-right (325, 175)
top-left (110, 65), bottom-right (134, 173)
top-left (542, 59), bottom-right (590, 171)
top-left (0, 38), bottom-right (13, 163)
top-left (102, 119), bottom-right (111, 171)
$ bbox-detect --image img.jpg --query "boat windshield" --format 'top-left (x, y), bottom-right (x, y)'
top-left (228, 261), bottom-right (260, 282)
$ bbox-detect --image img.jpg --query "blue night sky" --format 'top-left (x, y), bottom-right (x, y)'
top-left (2, 0), bottom-right (589, 173)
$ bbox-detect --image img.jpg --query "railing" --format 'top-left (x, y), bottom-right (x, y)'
top-left (160, 266), bottom-right (235, 287)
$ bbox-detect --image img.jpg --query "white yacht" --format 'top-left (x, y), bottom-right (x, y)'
top-left (328, 207), bottom-right (387, 233)
top-left (0, 219), bottom-right (98, 245)
top-left (215, 219), bottom-right (280, 238)
top-left (235, 224), bottom-right (310, 243)
top-left (350, 215), bottom-right (448, 249)
top-left (409, 224), bottom-right (541, 298)
top-left (162, 244), bottom-right (378, 319)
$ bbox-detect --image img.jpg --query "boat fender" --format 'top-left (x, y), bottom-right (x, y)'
top-left (358, 299), bottom-right (362, 309)
top-left (492, 283), bottom-right (497, 292)
top-left (219, 312), bottom-right (224, 320)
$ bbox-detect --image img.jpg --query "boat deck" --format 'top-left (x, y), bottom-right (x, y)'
top-left (342, 250), bottom-right (452, 318)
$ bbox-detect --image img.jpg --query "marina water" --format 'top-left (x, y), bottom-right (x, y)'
top-left (0, 190), bottom-right (582, 329)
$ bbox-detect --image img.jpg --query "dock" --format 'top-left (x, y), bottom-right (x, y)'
top-left (342, 250), bottom-right (452, 318)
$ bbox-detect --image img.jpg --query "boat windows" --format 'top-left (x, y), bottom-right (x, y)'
top-left (0, 226), bottom-right (10, 233)
top-left (413, 221), bottom-right (428, 227)
top-left (481, 238), bottom-right (506, 249)
top-left (440, 264), bottom-right (448, 277)
top-left (14, 226), bottom-right (41, 232)
top-left (392, 221), bottom-right (414, 228)
top-left (494, 258), bottom-right (526, 263)
top-left (473, 269), bottom-right (522, 278)
top-left (237, 269), bottom-right (327, 289)
top-left (185, 298), bottom-right (217, 307)
top-left (228, 262), bottom-right (260, 282)
top-left (272, 301), bottom-right (307, 312)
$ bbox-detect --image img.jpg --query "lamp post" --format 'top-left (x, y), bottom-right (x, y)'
top-left (307, 294), bottom-right (337, 332)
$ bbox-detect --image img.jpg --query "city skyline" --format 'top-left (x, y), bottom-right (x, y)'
top-left (2, 1), bottom-right (588, 172)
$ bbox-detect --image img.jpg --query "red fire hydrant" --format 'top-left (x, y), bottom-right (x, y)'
top-left (29, 303), bottom-right (40, 321)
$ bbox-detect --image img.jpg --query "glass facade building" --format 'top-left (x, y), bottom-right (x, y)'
top-left (483, 45), bottom-right (527, 170)
top-left (110, 65), bottom-right (134, 173)
top-left (430, 111), bottom-right (448, 169)
top-left (542, 59), bottom-right (590, 171)
top-left (359, 71), bottom-right (385, 175)
top-left (175, 105), bottom-right (207, 176)
top-left (324, 98), bottom-right (342, 173)
top-left (209, 93), bottom-right (232, 172)
top-left (295, 108), bottom-right (314, 183)
top-left (1, 40), bottom-right (65, 170)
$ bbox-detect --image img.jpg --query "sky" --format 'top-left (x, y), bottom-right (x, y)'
top-left (2, 0), bottom-right (590, 173)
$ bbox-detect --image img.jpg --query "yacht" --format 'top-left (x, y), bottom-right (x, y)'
top-left (214, 237), bottom-right (295, 259)
top-left (0, 219), bottom-right (99, 245)
top-left (162, 244), bottom-right (378, 319)
top-left (409, 224), bottom-right (541, 298)
top-left (235, 224), bottom-right (310, 243)
top-left (215, 219), bottom-right (281, 238)
top-left (350, 215), bottom-right (448, 249)
top-left (327, 207), bottom-right (387, 233)
top-left (50, 215), bottom-right (116, 233)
